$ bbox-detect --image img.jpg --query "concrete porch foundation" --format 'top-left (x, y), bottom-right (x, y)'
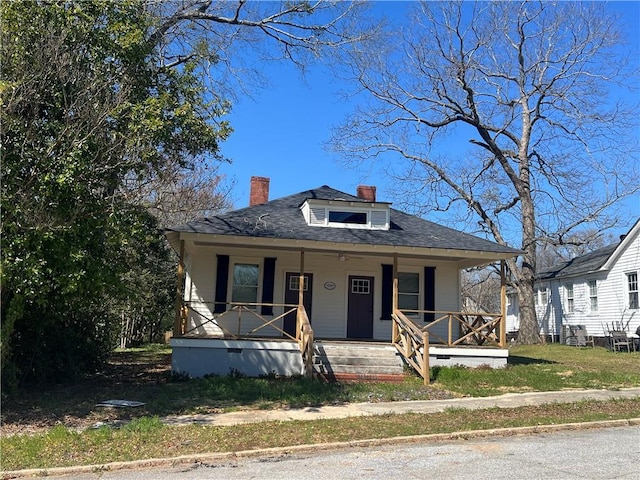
top-left (171, 337), bottom-right (509, 379)
top-left (171, 337), bottom-right (303, 378)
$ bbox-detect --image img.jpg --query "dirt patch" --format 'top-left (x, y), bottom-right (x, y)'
top-left (1, 350), bottom-right (172, 436)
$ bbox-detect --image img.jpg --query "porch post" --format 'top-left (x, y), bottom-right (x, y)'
top-left (392, 254), bottom-right (398, 341)
top-left (422, 331), bottom-right (430, 385)
top-left (500, 260), bottom-right (507, 347)
top-left (298, 249), bottom-right (305, 306)
top-left (297, 249), bottom-right (305, 337)
top-left (173, 239), bottom-right (185, 337)
top-left (392, 254), bottom-right (398, 311)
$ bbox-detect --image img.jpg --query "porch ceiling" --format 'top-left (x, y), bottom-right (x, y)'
top-left (167, 231), bottom-right (516, 268)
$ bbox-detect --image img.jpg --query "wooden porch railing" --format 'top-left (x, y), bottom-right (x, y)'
top-left (391, 309), bottom-right (430, 385)
top-left (297, 306), bottom-right (314, 377)
top-left (178, 301), bottom-right (314, 377)
top-left (392, 308), bottom-right (506, 384)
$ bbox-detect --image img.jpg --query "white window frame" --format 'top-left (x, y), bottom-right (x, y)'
top-left (324, 206), bottom-right (385, 229)
top-left (328, 210), bottom-right (368, 226)
top-left (627, 272), bottom-right (639, 310)
top-left (289, 274), bottom-right (310, 292)
top-left (565, 283), bottom-right (574, 314)
top-left (351, 277), bottom-right (371, 294)
top-left (588, 279), bottom-right (598, 313)
top-left (506, 293), bottom-right (516, 307)
top-left (540, 287), bottom-right (548, 306)
top-left (301, 200), bottom-right (390, 230)
top-left (397, 271), bottom-right (420, 317)
top-left (230, 261), bottom-right (261, 308)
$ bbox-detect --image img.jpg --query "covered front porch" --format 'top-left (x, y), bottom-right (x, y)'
top-left (170, 248), bottom-right (510, 384)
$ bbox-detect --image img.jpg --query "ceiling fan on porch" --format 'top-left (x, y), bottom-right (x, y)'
top-left (323, 252), bottom-right (363, 262)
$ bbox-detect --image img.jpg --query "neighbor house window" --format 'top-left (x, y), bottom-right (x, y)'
top-left (507, 293), bottom-right (518, 308)
top-left (398, 272), bottom-right (420, 315)
top-left (565, 283), bottom-right (574, 313)
top-left (540, 288), bottom-right (548, 305)
top-left (588, 280), bottom-right (598, 312)
top-left (628, 272), bottom-right (639, 310)
top-left (232, 263), bottom-right (259, 305)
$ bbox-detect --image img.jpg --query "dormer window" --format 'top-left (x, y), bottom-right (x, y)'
top-left (301, 199), bottom-right (390, 230)
top-left (328, 211), bottom-right (367, 225)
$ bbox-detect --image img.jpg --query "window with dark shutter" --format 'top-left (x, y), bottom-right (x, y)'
top-left (381, 264), bottom-right (393, 320)
top-left (424, 266), bottom-right (435, 322)
top-left (261, 258), bottom-right (277, 315)
top-left (214, 255), bottom-right (230, 313)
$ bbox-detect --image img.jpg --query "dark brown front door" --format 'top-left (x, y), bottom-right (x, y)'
top-left (347, 275), bottom-right (374, 339)
top-left (283, 272), bottom-right (313, 337)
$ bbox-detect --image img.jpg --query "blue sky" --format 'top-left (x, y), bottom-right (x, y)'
top-left (217, 1), bottom-right (640, 239)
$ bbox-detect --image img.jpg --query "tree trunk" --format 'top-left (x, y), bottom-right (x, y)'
top-left (516, 268), bottom-right (539, 344)
top-left (516, 189), bottom-right (540, 344)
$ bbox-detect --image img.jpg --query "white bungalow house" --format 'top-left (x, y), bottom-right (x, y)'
top-left (165, 177), bottom-right (521, 381)
top-left (506, 218), bottom-right (640, 345)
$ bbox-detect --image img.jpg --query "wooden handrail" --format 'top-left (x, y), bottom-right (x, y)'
top-left (391, 308), bottom-right (505, 383)
top-left (296, 306), bottom-right (314, 378)
top-left (394, 309), bottom-right (504, 347)
top-left (179, 301), bottom-right (299, 340)
top-left (392, 309), bottom-right (430, 384)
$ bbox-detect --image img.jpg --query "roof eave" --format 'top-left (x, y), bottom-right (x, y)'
top-left (164, 230), bottom-right (182, 253)
top-left (536, 267), bottom-right (610, 283)
top-left (172, 231), bottom-right (520, 264)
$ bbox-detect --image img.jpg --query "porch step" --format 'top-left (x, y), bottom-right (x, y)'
top-left (313, 342), bottom-right (406, 381)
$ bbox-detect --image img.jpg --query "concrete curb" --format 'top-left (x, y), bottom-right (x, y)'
top-left (3, 418), bottom-right (640, 479)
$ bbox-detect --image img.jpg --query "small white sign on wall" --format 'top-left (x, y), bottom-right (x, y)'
top-left (324, 281), bottom-right (336, 290)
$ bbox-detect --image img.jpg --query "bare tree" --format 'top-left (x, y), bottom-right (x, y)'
top-left (462, 267), bottom-right (501, 314)
top-left (149, 1), bottom-right (371, 100)
top-left (331, 1), bottom-right (639, 344)
top-left (124, 163), bottom-right (234, 228)
top-left (537, 229), bottom-right (617, 272)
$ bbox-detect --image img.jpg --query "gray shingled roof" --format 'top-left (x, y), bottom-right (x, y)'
top-left (536, 243), bottom-right (619, 280)
top-left (166, 185), bottom-right (519, 255)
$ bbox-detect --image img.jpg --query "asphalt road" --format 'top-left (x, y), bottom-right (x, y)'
top-left (52, 425), bottom-right (640, 480)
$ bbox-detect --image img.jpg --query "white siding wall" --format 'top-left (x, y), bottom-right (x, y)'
top-left (428, 263), bottom-right (461, 341)
top-left (531, 228), bottom-right (640, 339)
top-left (599, 230), bottom-right (640, 334)
top-left (184, 249), bottom-right (221, 336)
top-left (181, 242), bottom-right (464, 341)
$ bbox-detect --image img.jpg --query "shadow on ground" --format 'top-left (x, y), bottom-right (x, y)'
top-left (508, 355), bottom-right (557, 366)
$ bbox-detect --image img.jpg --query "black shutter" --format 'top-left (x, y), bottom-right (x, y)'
top-left (381, 264), bottom-right (393, 320)
top-left (261, 257), bottom-right (277, 315)
top-left (424, 266), bottom-right (435, 322)
top-left (214, 255), bottom-right (229, 313)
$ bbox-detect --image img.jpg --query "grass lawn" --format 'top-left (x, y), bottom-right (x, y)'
top-left (2, 343), bottom-right (639, 471)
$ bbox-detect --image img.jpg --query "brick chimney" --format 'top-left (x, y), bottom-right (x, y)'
top-left (249, 176), bottom-right (270, 206)
top-left (357, 185), bottom-right (376, 202)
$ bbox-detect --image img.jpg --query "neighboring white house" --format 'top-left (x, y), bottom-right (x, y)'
top-left (506, 218), bottom-right (640, 342)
